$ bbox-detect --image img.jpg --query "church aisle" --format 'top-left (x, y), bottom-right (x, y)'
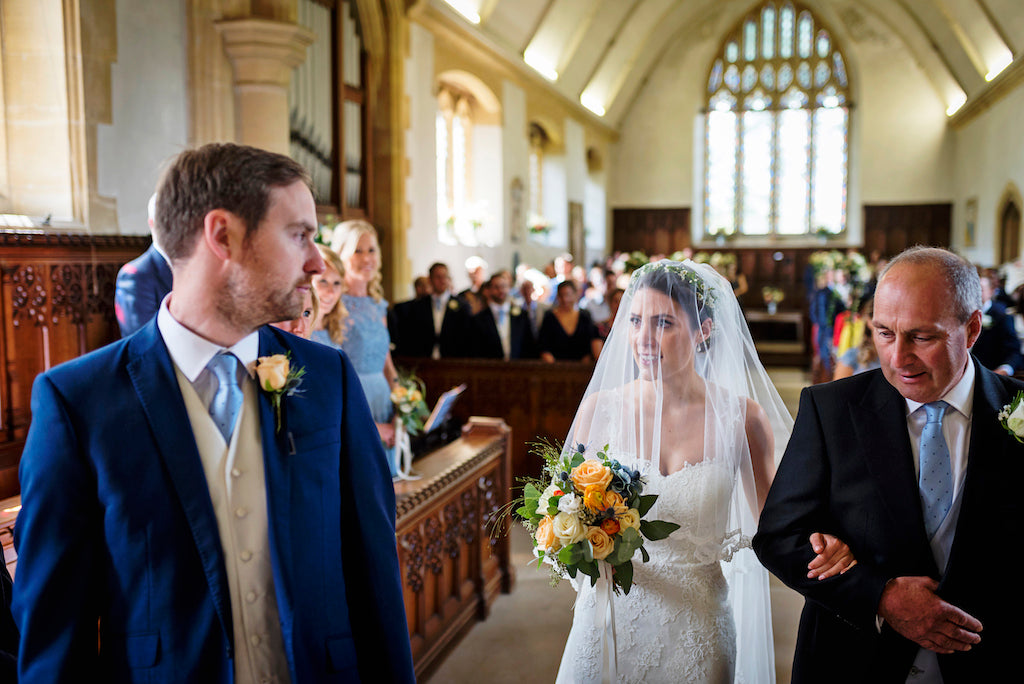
top-left (425, 367), bottom-right (811, 683)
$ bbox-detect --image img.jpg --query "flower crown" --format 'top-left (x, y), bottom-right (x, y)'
top-left (627, 261), bottom-right (717, 312)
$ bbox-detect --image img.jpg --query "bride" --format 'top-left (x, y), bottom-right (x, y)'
top-left (555, 260), bottom-right (852, 683)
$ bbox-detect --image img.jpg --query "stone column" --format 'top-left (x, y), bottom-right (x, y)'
top-left (215, 17), bottom-right (313, 154)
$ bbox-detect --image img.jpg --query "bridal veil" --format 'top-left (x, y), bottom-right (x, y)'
top-left (563, 260), bottom-right (793, 682)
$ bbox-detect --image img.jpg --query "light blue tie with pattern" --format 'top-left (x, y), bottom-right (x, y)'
top-left (207, 351), bottom-right (243, 443)
top-left (919, 401), bottom-right (953, 539)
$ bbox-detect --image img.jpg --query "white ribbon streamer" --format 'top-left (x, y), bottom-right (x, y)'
top-left (391, 420), bottom-right (421, 481)
top-left (596, 562), bottom-right (618, 684)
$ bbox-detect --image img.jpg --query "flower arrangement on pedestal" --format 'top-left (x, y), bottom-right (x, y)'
top-left (761, 286), bottom-right (785, 314)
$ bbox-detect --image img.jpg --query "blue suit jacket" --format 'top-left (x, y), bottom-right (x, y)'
top-left (114, 245), bottom-right (173, 338)
top-left (973, 301), bottom-right (1024, 373)
top-left (13, 322), bottom-right (415, 683)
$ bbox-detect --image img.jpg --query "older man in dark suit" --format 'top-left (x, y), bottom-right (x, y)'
top-left (755, 246), bottom-right (1023, 683)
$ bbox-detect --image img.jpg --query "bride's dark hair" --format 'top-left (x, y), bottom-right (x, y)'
top-left (628, 261), bottom-right (715, 338)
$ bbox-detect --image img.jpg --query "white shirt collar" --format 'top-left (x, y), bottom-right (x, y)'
top-left (157, 296), bottom-right (260, 382)
top-left (904, 357), bottom-right (975, 420)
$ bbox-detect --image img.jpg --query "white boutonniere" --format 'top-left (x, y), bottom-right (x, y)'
top-left (997, 389), bottom-right (1024, 443)
top-left (982, 313), bottom-right (993, 329)
top-left (253, 353), bottom-right (305, 433)
top-left (511, 304), bottom-right (522, 317)
top-left (447, 299), bottom-right (460, 311)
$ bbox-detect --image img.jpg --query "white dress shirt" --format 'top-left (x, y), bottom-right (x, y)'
top-left (490, 301), bottom-right (511, 359)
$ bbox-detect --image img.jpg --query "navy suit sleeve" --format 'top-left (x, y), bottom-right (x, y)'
top-left (13, 373), bottom-right (103, 680)
top-left (115, 249), bottom-right (170, 338)
top-left (335, 352), bottom-right (415, 683)
top-left (0, 545), bottom-right (16, 680)
top-left (753, 387), bottom-right (891, 631)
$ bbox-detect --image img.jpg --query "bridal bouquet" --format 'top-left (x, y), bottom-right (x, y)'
top-left (390, 369), bottom-right (430, 436)
top-left (516, 441), bottom-right (679, 595)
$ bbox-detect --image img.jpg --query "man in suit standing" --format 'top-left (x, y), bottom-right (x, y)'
top-left (754, 246), bottom-right (1023, 683)
top-left (392, 262), bottom-right (468, 358)
top-left (13, 143), bottom-right (415, 682)
top-left (470, 273), bottom-right (536, 360)
top-left (973, 270), bottom-right (1023, 375)
top-left (114, 192), bottom-right (174, 337)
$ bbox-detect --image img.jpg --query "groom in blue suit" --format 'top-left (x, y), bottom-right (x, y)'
top-left (13, 143), bottom-right (415, 682)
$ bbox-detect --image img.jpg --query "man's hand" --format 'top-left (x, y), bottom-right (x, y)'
top-left (878, 576), bottom-right (983, 653)
top-left (807, 532), bottom-right (857, 580)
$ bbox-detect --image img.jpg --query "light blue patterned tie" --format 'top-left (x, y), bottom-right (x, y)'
top-left (207, 351), bottom-right (243, 443)
top-left (496, 306), bottom-right (506, 327)
top-left (919, 401), bottom-right (953, 539)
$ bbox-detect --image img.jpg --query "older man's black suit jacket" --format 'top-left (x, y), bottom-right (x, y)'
top-left (754, 360), bottom-right (1024, 683)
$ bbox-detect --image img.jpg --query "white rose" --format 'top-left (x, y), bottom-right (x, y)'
top-left (1006, 401), bottom-right (1024, 436)
top-left (551, 511), bottom-right (588, 545)
top-left (536, 481), bottom-right (561, 516)
top-left (557, 492), bottom-right (582, 515)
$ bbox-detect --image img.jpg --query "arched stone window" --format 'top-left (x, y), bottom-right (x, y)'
top-left (704, 1), bottom-right (850, 238)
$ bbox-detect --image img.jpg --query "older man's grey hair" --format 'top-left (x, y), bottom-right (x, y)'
top-left (880, 246), bottom-right (982, 323)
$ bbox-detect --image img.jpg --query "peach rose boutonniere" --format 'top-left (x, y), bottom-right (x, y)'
top-left (253, 353), bottom-right (306, 433)
top-left (511, 439), bottom-right (680, 595)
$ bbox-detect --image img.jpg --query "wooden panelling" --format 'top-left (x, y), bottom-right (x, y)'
top-left (611, 207), bottom-right (691, 256)
top-left (0, 231), bottom-right (148, 499)
top-left (395, 419), bottom-right (513, 680)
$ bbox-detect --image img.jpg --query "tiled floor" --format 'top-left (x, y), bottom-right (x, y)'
top-left (424, 367), bottom-right (812, 684)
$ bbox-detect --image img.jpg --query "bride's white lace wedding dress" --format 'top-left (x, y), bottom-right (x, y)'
top-left (556, 458), bottom-right (746, 684)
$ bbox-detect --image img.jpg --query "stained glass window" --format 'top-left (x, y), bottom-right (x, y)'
top-left (704, 0), bottom-right (849, 237)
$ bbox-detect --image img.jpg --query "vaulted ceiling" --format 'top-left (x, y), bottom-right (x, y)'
top-left (428, 0), bottom-right (1023, 128)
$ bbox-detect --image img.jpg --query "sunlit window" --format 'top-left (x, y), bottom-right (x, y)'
top-left (704, 1), bottom-right (850, 237)
top-left (436, 85), bottom-right (479, 244)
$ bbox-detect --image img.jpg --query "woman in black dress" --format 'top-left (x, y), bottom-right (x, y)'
top-left (538, 280), bottom-right (603, 362)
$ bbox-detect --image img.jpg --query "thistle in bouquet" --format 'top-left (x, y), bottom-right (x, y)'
top-left (515, 440), bottom-right (680, 595)
top-left (390, 369), bottom-right (430, 436)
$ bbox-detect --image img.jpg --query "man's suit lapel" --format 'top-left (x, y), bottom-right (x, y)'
top-left (850, 372), bottom-right (926, 534)
top-left (256, 328), bottom-right (294, 570)
top-left (125, 322), bottom-right (234, 644)
top-left (946, 361), bottom-right (1013, 574)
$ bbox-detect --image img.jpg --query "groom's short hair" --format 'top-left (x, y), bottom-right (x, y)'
top-left (879, 246), bottom-right (982, 323)
top-left (154, 143), bottom-right (311, 263)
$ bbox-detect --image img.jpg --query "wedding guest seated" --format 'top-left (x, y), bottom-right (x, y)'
top-left (833, 296), bottom-right (879, 379)
top-left (393, 261), bottom-right (468, 358)
top-left (470, 273), bottom-right (537, 360)
top-left (310, 244), bottom-right (349, 350)
top-left (538, 279), bottom-right (603, 363)
top-left (272, 285), bottom-right (319, 339)
top-left (974, 269), bottom-right (1024, 375)
top-left (597, 287), bottom-right (625, 340)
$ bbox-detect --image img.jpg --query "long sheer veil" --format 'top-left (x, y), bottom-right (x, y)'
top-left (564, 260), bottom-right (792, 682)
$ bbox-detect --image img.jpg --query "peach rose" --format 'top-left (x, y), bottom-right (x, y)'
top-left (603, 491), bottom-right (624, 510)
top-left (571, 459), bottom-right (613, 491)
top-left (587, 526), bottom-right (615, 560)
top-left (535, 516), bottom-right (560, 553)
top-left (255, 355), bottom-right (289, 391)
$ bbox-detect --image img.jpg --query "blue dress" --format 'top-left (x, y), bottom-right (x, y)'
top-left (311, 294), bottom-right (397, 474)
